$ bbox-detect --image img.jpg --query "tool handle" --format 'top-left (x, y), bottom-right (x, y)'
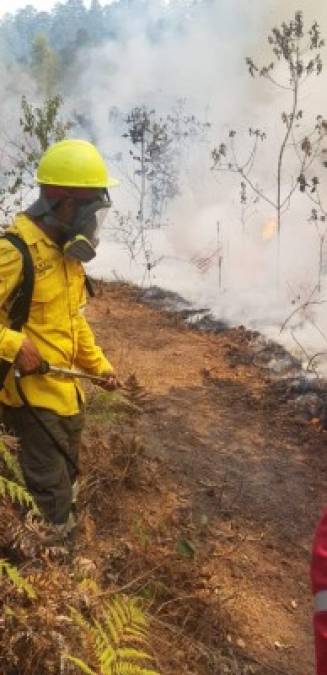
top-left (14, 361), bottom-right (50, 378)
top-left (38, 360), bottom-right (50, 375)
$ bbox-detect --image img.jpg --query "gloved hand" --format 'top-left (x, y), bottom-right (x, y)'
top-left (15, 338), bottom-right (43, 375)
top-left (99, 372), bottom-right (119, 391)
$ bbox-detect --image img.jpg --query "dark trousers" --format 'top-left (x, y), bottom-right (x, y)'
top-left (2, 405), bottom-right (84, 524)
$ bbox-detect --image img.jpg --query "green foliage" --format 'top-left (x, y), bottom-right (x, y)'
top-left (30, 32), bottom-right (61, 96)
top-left (20, 95), bottom-right (72, 152)
top-left (0, 475), bottom-right (39, 514)
top-left (0, 439), bottom-right (25, 486)
top-left (176, 538), bottom-right (196, 559)
top-left (66, 657), bottom-right (96, 675)
top-left (132, 516), bottom-right (151, 552)
top-left (86, 390), bottom-right (124, 423)
top-left (0, 559), bottom-right (37, 599)
top-left (0, 94), bottom-right (72, 218)
top-left (67, 597), bottom-right (160, 675)
top-left (0, 0), bottom-right (200, 67)
top-left (86, 388), bottom-right (144, 422)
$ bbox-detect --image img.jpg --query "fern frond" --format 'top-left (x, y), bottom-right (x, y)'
top-left (78, 578), bottom-right (100, 595)
top-left (70, 607), bottom-right (90, 631)
top-left (109, 598), bottom-right (148, 635)
top-left (105, 601), bottom-right (125, 645)
top-left (111, 597), bottom-right (129, 626)
top-left (116, 648), bottom-right (153, 662)
top-left (114, 665), bottom-right (159, 675)
top-left (69, 597), bottom-right (160, 675)
top-left (70, 607), bottom-right (100, 646)
top-left (94, 618), bottom-right (113, 655)
top-left (100, 645), bottom-right (115, 671)
top-left (102, 613), bottom-right (119, 648)
top-left (0, 559), bottom-right (37, 599)
top-left (0, 439), bottom-right (25, 485)
top-left (127, 601), bottom-right (148, 631)
top-left (119, 609), bottom-right (148, 644)
top-left (0, 476), bottom-right (39, 513)
top-left (65, 656), bottom-right (97, 675)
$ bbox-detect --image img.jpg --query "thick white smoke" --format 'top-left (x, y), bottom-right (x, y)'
top-left (71, 0), bottom-right (327, 366)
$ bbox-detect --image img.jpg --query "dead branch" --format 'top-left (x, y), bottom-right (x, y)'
top-left (280, 286), bottom-right (322, 333)
top-left (290, 330), bottom-right (313, 364)
top-left (307, 351), bottom-right (327, 372)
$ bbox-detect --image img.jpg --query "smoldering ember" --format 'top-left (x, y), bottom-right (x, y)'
top-left (0, 1), bottom-right (327, 674)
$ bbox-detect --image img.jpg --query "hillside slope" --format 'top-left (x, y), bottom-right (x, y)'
top-left (0, 280), bottom-right (324, 674)
top-left (84, 281), bottom-right (325, 675)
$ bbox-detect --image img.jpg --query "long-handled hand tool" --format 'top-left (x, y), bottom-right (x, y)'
top-left (36, 360), bottom-right (111, 386)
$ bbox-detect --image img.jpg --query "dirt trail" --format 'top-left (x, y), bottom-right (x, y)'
top-left (87, 281), bottom-right (326, 675)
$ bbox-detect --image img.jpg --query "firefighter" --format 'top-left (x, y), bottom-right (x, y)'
top-left (0, 139), bottom-right (119, 540)
top-left (312, 507), bottom-right (327, 673)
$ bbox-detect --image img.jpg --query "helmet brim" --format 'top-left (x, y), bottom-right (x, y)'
top-left (107, 176), bottom-right (120, 188)
top-left (36, 175), bottom-right (120, 189)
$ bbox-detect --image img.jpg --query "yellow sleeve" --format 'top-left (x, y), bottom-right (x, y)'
top-left (75, 313), bottom-right (114, 375)
top-left (0, 239), bottom-right (25, 362)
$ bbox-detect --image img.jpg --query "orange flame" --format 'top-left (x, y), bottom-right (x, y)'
top-left (262, 220), bottom-right (277, 241)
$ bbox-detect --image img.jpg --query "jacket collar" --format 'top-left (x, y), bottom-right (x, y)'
top-left (13, 213), bottom-right (57, 247)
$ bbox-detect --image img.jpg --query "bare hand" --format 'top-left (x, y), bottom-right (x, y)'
top-left (100, 373), bottom-right (119, 391)
top-left (15, 338), bottom-right (42, 375)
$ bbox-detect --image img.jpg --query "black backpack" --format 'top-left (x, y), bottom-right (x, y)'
top-left (0, 234), bottom-right (34, 389)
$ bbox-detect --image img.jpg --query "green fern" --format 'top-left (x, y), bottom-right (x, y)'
top-left (0, 558), bottom-right (37, 599)
top-left (0, 475), bottom-right (40, 513)
top-left (114, 666), bottom-right (159, 675)
top-left (67, 596), bottom-right (160, 675)
top-left (65, 657), bottom-right (96, 675)
top-left (0, 439), bottom-right (25, 485)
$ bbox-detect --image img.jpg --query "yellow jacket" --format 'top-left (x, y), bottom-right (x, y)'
top-left (0, 213), bottom-right (113, 415)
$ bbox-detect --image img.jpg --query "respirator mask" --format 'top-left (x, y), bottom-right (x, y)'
top-left (61, 195), bottom-right (111, 262)
top-left (26, 187), bottom-right (111, 263)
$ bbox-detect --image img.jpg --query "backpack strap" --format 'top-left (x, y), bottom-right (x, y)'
top-left (0, 233), bottom-right (34, 389)
top-left (5, 233), bottom-right (35, 329)
top-left (85, 275), bottom-right (95, 298)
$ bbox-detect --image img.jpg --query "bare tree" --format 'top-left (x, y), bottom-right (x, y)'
top-left (111, 101), bottom-right (210, 280)
top-left (211, 12), bottom-right (326, 248)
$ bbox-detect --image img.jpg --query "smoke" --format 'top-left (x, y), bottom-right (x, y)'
top-left (71, 0), bottom-right (327, 364)
top-left (0, 61), bottom-right (37, 150)
top-left (2, 0), bottom-right (327, 364)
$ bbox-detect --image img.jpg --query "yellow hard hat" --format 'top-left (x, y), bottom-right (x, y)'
top-left (37, 139), bottom-right (119, 189)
